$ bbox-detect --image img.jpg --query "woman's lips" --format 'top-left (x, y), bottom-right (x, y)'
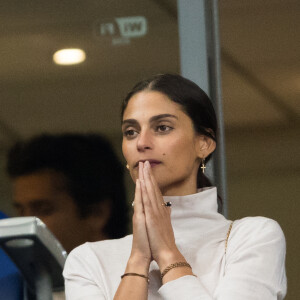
top-left (149, 162), bottom-right (161, 167)
top-left (134, 160), bottom-right (162, 168)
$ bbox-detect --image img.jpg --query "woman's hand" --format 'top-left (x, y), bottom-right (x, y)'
top-left (140, 161), bottom-right (184, 269)
top-left (128, 164), bottom-right (152, 271)
top-left (114, 165), bottom-right (151, 300)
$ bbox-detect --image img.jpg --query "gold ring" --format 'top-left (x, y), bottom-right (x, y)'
top-left (161, 201), bottom-right (172, 207)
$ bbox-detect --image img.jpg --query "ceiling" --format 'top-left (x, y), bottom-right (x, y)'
top-left (220, 0), bottom-right (300, 129)
top-left (0, 0), bottom-right (299, 148)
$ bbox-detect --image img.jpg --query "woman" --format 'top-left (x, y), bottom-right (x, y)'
top-left (63, 74), bottom-right (287, 299)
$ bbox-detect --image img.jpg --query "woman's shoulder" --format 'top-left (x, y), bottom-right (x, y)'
top-left (66, 234), bottom-right (133, 265)
top-left (223, 217), bottom-right (287, 298)
top-left (227, 216), bottom-right (285, 253)
top-left (63, 234), bottom-right (133, 294)
top-left (231, 216), bottom-right (284, 236)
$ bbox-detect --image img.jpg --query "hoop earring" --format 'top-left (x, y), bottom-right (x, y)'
top-left (200, 158), bottom-right (206, 174)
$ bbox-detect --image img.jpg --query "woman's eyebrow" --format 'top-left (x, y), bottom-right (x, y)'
top-left (122, 119), bottom-right (138, 126)
top-left (122, 114), bottom-right (178, 126)
top-left (149, 114), bottom-right (178, 122)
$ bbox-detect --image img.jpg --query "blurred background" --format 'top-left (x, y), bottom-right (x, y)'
top-left (0, 0), bottom-right (299, 298)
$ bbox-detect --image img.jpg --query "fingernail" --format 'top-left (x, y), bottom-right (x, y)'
top-left (146, 160), bottom-right (150, 168)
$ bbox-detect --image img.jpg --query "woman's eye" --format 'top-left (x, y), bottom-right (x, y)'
top-left (123, 129), bottom-right (138, 138)
top-left (157, 125), bottom-right (172, 132)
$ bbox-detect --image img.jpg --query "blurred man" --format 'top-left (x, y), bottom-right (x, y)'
top-left (6, 133), bottom-right (129, 253)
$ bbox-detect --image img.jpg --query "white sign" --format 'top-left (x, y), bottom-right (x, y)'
top-left (99, 16), bottom-right (148, 45)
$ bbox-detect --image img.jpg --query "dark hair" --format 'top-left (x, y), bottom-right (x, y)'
top-left (6, 133), bottom-right (129, 239)
top-left (121, 73), bottom-right (217, 189)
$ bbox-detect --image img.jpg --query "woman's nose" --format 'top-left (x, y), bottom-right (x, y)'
top-left (137, 130), bottom-right (152, 151)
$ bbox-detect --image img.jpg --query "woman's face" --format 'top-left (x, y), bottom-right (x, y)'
top-left (122, 90), bottom-right (206, 196)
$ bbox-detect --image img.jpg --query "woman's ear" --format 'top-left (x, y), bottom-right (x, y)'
top-left (195, 134), bottom-right (216, 159)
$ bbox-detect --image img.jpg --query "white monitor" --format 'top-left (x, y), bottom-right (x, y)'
top-left (0, 217), bottom-right (67, 299)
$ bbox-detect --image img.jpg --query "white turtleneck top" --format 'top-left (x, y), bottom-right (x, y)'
top-left (63, 187), bottom-right (287, 299)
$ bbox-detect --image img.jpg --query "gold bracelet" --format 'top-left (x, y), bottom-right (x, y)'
top-left (161, 262), bottom-right (192, 279)
top-left (121, 272), bottom-right (150, 283)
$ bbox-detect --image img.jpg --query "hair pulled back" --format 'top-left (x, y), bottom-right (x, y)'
top-left (121, 73), bottom-right (217, 189)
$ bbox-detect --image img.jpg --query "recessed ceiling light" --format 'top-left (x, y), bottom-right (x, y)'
top-left (53, 48), bottom-right (86, 65)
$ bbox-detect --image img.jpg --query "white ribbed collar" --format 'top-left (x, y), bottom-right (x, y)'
top-left (163, 187), bottom-right (227, 239)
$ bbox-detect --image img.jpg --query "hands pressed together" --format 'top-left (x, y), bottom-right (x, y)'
top-left (130, 161), bottom-right (188, 278)
top-left (114, 161), bottom-right (193, 299)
